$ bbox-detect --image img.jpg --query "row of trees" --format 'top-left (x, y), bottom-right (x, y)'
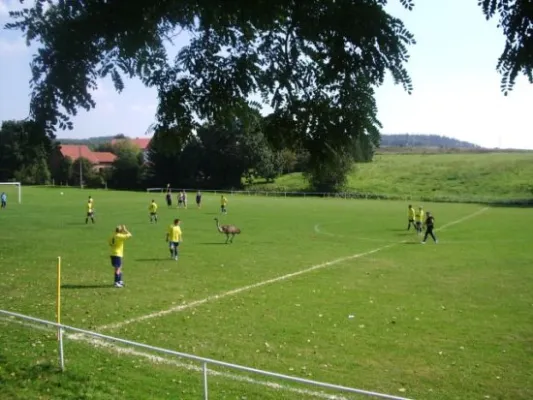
top-left (2, 1), bottom-right (530, 190)
top-left (0, 116), bottom-right (375, 191)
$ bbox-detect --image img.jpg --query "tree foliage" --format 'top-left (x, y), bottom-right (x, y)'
top-left (147, 113), bottom-right (277, 189)
top-left (0, 119), bottom-right (54, 184)
top-left (71, 158), bottom-right (102, 187)
top-left (6, 0), bottom-right (416, 187)
top-left (479, 0), bottom-right (533, 94)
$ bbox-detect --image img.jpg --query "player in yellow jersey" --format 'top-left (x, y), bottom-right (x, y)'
top-left (220, 195), bottom-right (228, 214)
top-left (166, 218), bottom-right (183, 261)
top-left (85, 197), bottom-right (95, 224)
top-left (109, 225), bottom-right (132, 288)
top-left (148, 199), bottom-right (158, 223)
top-left (415, 206), bottom-right (425, 235)
top-left (166, 219), bottom-right (182, 260)
top-left (407, 204), bottom-right (416, 231)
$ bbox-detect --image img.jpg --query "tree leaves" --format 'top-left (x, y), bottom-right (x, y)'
top-left (479, 0), bottom-right (533, 95)
top-left (6, 0), bottom-right (417, 188)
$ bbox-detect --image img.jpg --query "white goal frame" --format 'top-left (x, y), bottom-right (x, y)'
top-left (0, 182), bottom-right (22, 204)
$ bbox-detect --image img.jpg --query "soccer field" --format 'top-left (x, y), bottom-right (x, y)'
top-left (1, 187), bottom-right (533, 399)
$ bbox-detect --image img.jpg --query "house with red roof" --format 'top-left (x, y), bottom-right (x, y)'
top-left (59, 144), bottom-right (116, 171)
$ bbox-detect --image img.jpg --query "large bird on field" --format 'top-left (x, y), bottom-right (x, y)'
top-left (214, 218), bottom-right (241, 244)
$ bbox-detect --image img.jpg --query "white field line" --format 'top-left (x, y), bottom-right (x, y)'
top-left (437, 207), bottom-right (488, 231)
top-left (313, 226), bottom-right (392, 243)
top-left (0, 316), bottom-right (380, 400)
top-left (314, 224), bottom-right (339, 237)
top-left (92, 244), bottom-right (395, 332)
top-left (314, 207), bottom-right (489, 239)
top-left (92, 207), bottom-right (488, 333)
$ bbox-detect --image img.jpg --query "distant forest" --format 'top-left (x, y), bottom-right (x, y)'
top-left (57, 133), bottom-right (482, 150)
top-left (380, 134), bottom-right (481, 148)
top-left (56, 135), bottom-right (120, 149)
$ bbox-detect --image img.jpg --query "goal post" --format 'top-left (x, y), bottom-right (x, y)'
top-left (0, 182), bottom-right (22, 204)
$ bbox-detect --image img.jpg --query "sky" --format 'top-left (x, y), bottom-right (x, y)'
top-left (0, 0), bottom-right (532, 149)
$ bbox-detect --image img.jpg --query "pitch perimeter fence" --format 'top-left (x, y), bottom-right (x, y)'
top-left (148, 187), bottom-right (533, 206)
top-left (148, 187), bottom-right (386, 200)
top-left (0, 309), bottom-right (413, 400)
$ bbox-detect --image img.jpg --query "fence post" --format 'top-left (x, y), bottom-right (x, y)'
top-left (58, 327), bottom-right (65, 371)
top-left (203, 362), bottom-right (209, 400)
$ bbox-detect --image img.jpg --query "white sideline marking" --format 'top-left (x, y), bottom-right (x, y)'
top-left (437, 207), bottom-right (488, 231)
top-left (72, 336), bottom-right (354, 400)
top-left (94, 207), bottom-right (489, 333)
top-left (314, 224), bottom-right (339, 237)
top-left (94, 244), bottom-right (396, 332)
top-left (314, 207), bottom-right (489, 239)
top-left (0, 317), bottom-right (365, 400)
top-left (314, 225), bottom-right (393, 243)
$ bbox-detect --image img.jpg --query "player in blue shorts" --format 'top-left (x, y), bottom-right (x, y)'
top-left (109, 225), bottom-right (132, 288)
top-left (166, 219), bottom-right (182, 261)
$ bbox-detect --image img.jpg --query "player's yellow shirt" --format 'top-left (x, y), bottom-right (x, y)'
top-left (109, 232), bottom-right (132, 257)
top-left (408, 207), bottom-right (415, 219)
top-left (167, 225), bottom-right (182, 242)
top-left (87, 202), bottom-right (93, 212)
top-left (415, 209), bottom-right (424, 222)
top-left (221, 196), bottom-right (227, 206)
top-left (149, 202), bottom-right (158, 213)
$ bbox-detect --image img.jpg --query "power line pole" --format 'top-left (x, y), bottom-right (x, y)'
top-left (79, 146), bottom-right (83, 189)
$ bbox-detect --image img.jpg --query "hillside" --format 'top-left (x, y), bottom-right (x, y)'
top-left (55, 135), bottom-right (116, 149)
top-left (57, 133), bottom-right (480, 150)
top-left (247, 152), bottom-right (533, 203)
top-left (380, 134), bottom-right (481, 148)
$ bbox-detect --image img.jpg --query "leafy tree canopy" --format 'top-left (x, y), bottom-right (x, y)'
top-left (6, 0), bottom-right (415, 149)
top-left (5, 0), bottom-right (530, 190)
top-left (0, 119), bottom-right (54, 182)
top-left (479, 0), bottom-right (533, 94)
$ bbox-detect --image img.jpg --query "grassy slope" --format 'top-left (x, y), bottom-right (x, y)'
top-left (247, 152), bottom-right (533, 202)
top-left (1, 187), bottom-right (533, 399)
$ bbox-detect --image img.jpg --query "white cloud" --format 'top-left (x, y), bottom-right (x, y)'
top-left (130, 103), bottom-right (157, 114)
top-left (0, 0), bottom-right (24, 18)
top-left (0, 1), bottom-right (9, 16)
top-left (0, 37), bottom-right (27, 54)
top-left (90, 79), bottom-right (110, 99)
top-left (100, 101), bottom-right (115, 113)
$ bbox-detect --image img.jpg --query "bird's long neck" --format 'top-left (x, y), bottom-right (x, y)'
top-left (215, 219), bottom-right (223, 232)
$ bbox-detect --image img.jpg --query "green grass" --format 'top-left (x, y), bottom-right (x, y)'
top-left (247, 152), bottom-right (533, 202)
top-left (1, 186), bottom-right (533, 399)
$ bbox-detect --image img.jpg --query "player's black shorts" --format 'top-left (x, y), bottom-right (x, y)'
top-left (110, 256), bottom-right (122, 268)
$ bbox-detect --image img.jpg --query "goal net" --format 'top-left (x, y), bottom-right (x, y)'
top-left (0, 182), bottom-right (22, 204)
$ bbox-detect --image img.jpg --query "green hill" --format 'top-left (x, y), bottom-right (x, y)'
top-left (246, 152), bottom-right (533, 203)
top-left (380, 134), bottom-right (481, 149)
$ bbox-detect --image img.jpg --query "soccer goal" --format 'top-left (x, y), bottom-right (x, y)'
top-left (0, 182), bottom-right (22, 204)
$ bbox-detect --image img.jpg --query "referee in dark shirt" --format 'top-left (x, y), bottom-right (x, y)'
top-left (421, 212), bottom-right (438, 244)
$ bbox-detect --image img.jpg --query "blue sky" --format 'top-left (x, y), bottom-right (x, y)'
top-left (0, 0), bottom-right (532, 149)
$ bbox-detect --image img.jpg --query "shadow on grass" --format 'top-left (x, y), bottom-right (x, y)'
top-left (135, 258), bottom-right (171, 261)
top-left (61, 284), bottom-right (112, 289)
top-left (199, 242), bottom-right (228, 245)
